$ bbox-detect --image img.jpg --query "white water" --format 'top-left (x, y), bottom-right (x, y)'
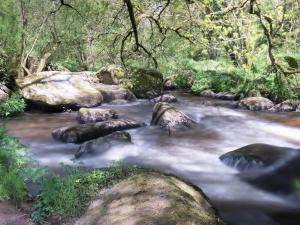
top-left (3, 92), bottom-right (300, 225)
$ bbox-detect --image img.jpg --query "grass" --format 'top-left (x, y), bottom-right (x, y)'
top-left (31, 162), bottom-right (147, 224)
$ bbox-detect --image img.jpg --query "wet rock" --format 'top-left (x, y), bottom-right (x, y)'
top-left (220, 143), bottom-right (297, 171)
top-left (269, 100), bottom-right (296, 112)
top-left (215, 92), bottom-right (240, 101)
top-left (76, 172), bottom-right (225, 225)
top-left (238, 97), bottom-right (274, 111)
top-left (0, 84), bottom-right (10, 101)
top-left (151, 94), bottom-right (177, 103)
top-left (151, 102), bottom-right (196, 130)
top-left (137, 90), bottom-right (161, 99)
top-left (52, 119), bottom-right (144, 143)
top-left (163, 78), bottom-right (178, 90)
top-left (94, 83), bottom-right (136, 103)
top-left (77, 108), bottom-right (118, 123)
top-left (110, 99), bottom-right (130, 105)
top-left (17, 71), bottom-right (103, 110)
top-left (200, 89), bottom-right (216, 98)
top-left (75, 131), bottom-right (131, 158)
top-left (96, 64), bottom-right (124, 85)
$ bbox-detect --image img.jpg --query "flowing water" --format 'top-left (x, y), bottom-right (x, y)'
top-left (2, 91), bottom-right (300, 225)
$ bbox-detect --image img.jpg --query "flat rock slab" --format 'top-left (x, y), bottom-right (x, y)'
top-left (76, 131), bottom-right (131, 158)
top-left (75, 172), bottom-right (225, 225)
top-left (52, 119), bottom-right (145, 143)
top-left (77, 108), bottom-right (118, 123)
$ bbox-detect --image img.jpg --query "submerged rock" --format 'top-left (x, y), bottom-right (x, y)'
top-left (269, 100), bottom-right (296, 112)
top-left (0, 84), bottom-right (10, 101)
top-left (77, 108), bottom-right (118, 123)
top-left (238, 97), bottom-right (274, 111)
top-left (151, 94), bottom-right (177, 103)
top-left (220, 143), bottom-right (297, 171)
top-left (76, 172), bottom-right (225, 225)
top-left (215, 92), bottom-right (240, 101)
top-left (151, 102), bottom-right (196, 130)
top-left (17, 71), bottom-right (103, 110)
top-left (52, 119), bottom-right (144, 143)
top-left (94, 83), bottom-right (136, 103)
top-left (75, 131), bottom-right (131, 158)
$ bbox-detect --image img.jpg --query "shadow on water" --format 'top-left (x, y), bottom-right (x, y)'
top-left (2, 91), bottom-right (300, 225)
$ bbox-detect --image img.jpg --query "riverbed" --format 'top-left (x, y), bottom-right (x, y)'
top-left (2, 91), bottom-right (300, 225)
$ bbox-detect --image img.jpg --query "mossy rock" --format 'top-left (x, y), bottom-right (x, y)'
top-left (128, 67), bottom-right (163, 99)
top-left (76, 172), bottom-right (225, 225)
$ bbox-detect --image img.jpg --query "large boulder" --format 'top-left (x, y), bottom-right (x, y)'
top-left (150, 94), bottom-right (177, 103)
top-left (220, 144), bottom-right (300, 196)
top-left (94, 83), bottom-right (136, 103)
top-left (75, 131), bottom-right (131, 158)
top-left (96, 64), bottom-right (124, 85)
top-left (77, 108), bottom-right (118, 123)
top-left (151, 102), bottom-right (196, 130)
top-left (238, 97), bottom-right (274, 111)
top-left (52, 119), bottom-right (144, 143)
top-left (17, 71), bottom-right (103, 110)
top-left (220, 143), bottom-right (298, 171)
top-left (75, 172), bottom-right (225, 225)
top-left (269, 100), bottom-right (296, 112)
top-left (0, 84), bottom-right (10, 102)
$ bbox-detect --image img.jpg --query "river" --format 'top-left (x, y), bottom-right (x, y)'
top-left (2, 91), bottom-right (300, 225)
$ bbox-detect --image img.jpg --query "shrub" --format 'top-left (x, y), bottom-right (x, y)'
top-left (0, 95), bottom-right (26, 118)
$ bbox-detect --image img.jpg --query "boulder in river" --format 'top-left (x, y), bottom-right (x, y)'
top-left (94, 83), bottom-right (136, 103)
top-left (220, 143), bottom-right (298, 171)
top-left (151, 94), bottom-right (177, 103)
top-left (200, 89), bottom-right (216, 98)
top-left (151, 102), bottom-right (196, 130)
top-left (163, 78), bottom-right (178, 90)
top-left (215, 92), bottom-right (240, 101)
top-left (52, 119), bottom-right (144, 143)
top-left (238, 97), bottom-right (274, 111)
top-left (269, 100), bottom-right (296, 112)
top-left (0, 84), bottom-right (10, 102)
top-left (75, 172), bottom-right (225, 225)
top-left (77, 108), bottom-right (118, 123)
top-left (17, 71), bottom-right (103, 110)
top-left (75, 131), bottom-right (131, 158)
top-left (96, 64), bottom-right (124, 85)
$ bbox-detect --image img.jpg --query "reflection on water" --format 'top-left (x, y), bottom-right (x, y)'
top-left (2, 91), bottom-right (300, 225)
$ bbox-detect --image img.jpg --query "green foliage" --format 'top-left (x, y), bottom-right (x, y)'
top-left (0, 95), bottom-right (26, 118)
top-left (32, 162), bottom-right (144, 223)
top-left (0, 128), bottom-right (28, 202)
top-left (127, 67), bottom-right (163, 97)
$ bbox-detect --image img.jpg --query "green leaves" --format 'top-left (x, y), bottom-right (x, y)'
top-left (0, 95), bottom-right (26, 118)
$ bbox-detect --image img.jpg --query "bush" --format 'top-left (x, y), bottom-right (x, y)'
top-left (0, 128), bottom-right (28, 202)
top-left (32, 163), bottom-right (144, 223)
top-left (0, 95), bottom-right (26, 118)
